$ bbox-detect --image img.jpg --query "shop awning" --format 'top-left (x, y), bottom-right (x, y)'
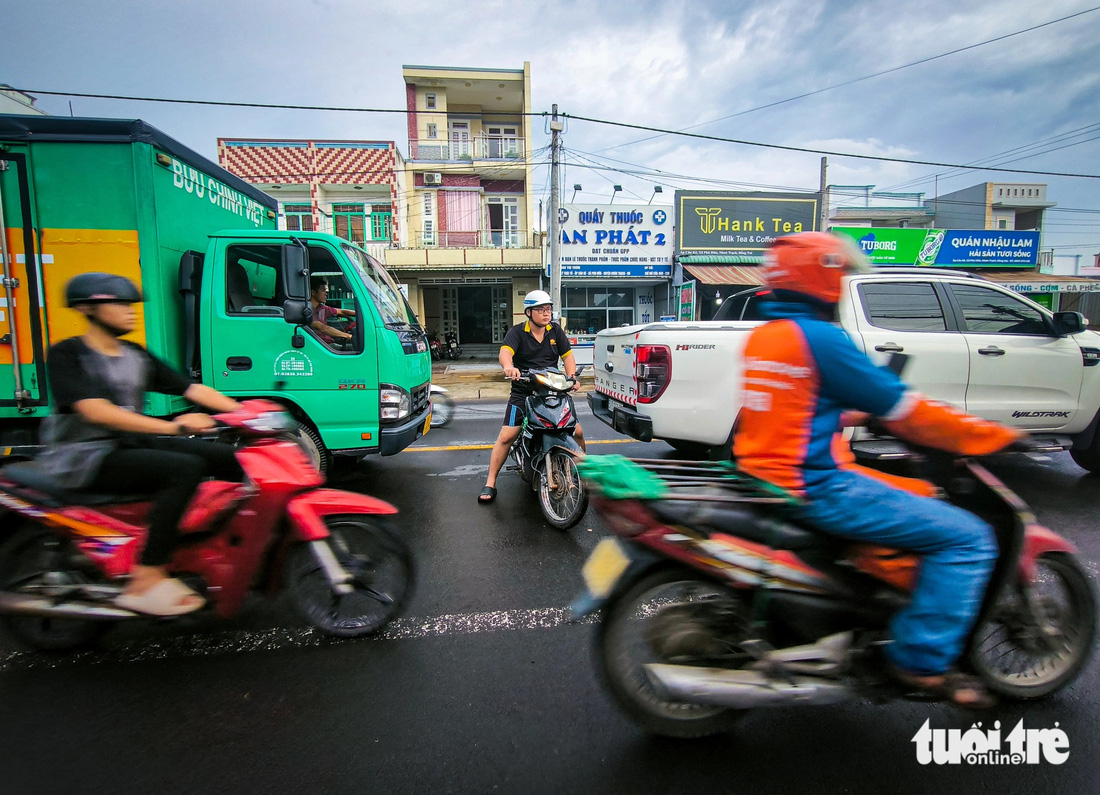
top-left (682, 264), bottom-right (764, 285)
top-left (977, 271), bottom-right (1100, 293)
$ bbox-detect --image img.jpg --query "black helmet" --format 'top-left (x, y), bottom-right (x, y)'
top-left (65, 273), bottom-right (142, 307)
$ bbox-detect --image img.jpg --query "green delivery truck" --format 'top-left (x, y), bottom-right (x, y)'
top-left (0, 114), bottom-right (432, 471)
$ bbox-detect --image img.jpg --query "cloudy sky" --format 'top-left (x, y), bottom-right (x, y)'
top-left (5, 0), bottom-right (1099, 256)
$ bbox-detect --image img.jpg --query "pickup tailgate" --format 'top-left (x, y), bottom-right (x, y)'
top-left (592, 321), bottom-right (759, 446)
top-left (593, 326), bottom-right (643, 406)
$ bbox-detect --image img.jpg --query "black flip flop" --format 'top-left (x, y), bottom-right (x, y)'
top-left (478, 486), bottom-right (497, 505)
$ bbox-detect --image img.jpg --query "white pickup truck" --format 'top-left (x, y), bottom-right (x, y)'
top-left (588, 269), bottom-right (1100, 471)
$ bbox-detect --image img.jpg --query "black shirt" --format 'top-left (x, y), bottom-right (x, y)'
top-left (500, 320), bottom-right (573, 397)
top-left (47, 337), bottom-right (191, 413)
top-left (36, 337), bottom-right (192, 486)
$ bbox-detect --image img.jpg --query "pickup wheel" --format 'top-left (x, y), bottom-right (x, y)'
top-left (1070, 442), bottom-right (1100, 474)
top-left (666, 440), bottom-right (732, 461)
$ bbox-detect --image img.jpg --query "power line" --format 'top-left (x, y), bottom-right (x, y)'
top-left (22, 84), bottom-right (1100, 178)
top-left (597, 6), bottom-right (1100, 154)
top-left (562, 113), bottom-right (1100, 178)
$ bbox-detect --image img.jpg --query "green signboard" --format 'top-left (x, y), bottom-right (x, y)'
top-left (832, 227), bottom-right (1040, 267)
top-left (832, 227), bottom-right (936, 265)
top-left (679, 280), bottom-right (696, 321)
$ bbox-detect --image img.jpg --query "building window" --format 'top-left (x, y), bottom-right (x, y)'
top-left (427, 123), bottom-right (437, 138)
top-left (284, 204), bottom-right (313, 232)
top-left (422, 193), bottom-right (436, 246)
top-left (370, 207), bottom-right (393, 241)
top-left (998, 219), bottom-right (1008, 229)
top-left (425, 93), bottom-right (436, 109)
top-left (332, 204), bottom-right (367, 245)
top-left (562, 287), bottom-right (634, 334)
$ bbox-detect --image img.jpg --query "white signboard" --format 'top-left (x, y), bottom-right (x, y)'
top-left (557, 203), bottom-right (673, 278)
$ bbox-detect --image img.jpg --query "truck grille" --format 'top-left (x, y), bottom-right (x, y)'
top-left (413, 382), bottom-right (430, 415)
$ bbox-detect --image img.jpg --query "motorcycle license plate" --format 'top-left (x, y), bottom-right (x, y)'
top-left (450, 343), bottom-right (457, 348)
top-left (582, 538), bottom-right (631, 599)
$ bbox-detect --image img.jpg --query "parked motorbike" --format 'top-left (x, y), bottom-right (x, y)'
top-left (444, 330), bottom-right (463, 361)
top-left (430, 384), bottom-right (455, 429)
top-left (0, 400), bottom-right (414, 650)
top-left (573, 447), bottom-right (1096, 737)
top-left (506, 367), bottom-right (589, 530)
top-left (427, 329), bottom-right (444, 362)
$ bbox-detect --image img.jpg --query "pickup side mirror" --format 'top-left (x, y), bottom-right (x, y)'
top-left (280, 241), bottom-right (311, 326)
top-left (1052, 311), bottom-right (1087, 336)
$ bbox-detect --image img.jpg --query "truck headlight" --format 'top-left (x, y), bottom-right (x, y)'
top-left (380, 384), bottom-right (412, 421)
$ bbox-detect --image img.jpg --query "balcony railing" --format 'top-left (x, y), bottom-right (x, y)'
top-left (409, 135), bottom-right (525, 162)
top-left (410, 229), bottom-right (530, 249)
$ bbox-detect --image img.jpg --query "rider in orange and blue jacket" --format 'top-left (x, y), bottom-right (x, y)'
top-left (734, 232), bottom-right (1020, 707)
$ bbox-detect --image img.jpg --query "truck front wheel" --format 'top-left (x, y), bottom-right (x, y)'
top-left (290, 421), bottom-right (333, 474)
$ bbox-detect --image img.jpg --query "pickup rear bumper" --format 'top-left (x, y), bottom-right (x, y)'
top-left (588, 391), bottom-right (653, 442)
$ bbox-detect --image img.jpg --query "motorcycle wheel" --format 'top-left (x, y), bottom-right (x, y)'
top-left (285, 516), bottom-right (413, 638)
top-left (597, 566), bottom-right (749, 738)
top-left (0, 526), bottom-right (113, 651)
top-left (537, 449), bottom-right (589, 530)
top-left (431, 394), bottom-right (455, 428)
top-left (969, 552), bottom-right (1097, 699)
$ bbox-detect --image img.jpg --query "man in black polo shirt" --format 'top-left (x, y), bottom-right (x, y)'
top-left (478, 290), bottom-right (585, 504)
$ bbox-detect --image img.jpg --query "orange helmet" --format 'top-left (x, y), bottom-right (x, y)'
top-left (761, 232), bottom-right (869, 306)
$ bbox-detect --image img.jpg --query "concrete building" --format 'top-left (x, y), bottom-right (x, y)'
top-left (927, 182), bottom-right (1055, 242)
top-left (217, 138), bottom-right (404, 263)
top-left (827, 185), bottom-right (934, 228)
top-left (0, 86), bottom-right (48, 116)
top-left (386, 64), bottom-right (541, 348)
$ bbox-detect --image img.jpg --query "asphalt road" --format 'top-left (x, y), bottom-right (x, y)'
top-left (0, 399), bottom-right (1098, 794)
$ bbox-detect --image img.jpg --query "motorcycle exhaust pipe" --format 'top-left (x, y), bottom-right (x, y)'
top-left (0, 592), bottom-right (137, 620)
top-left (645, 664), bottom-right (853, 709)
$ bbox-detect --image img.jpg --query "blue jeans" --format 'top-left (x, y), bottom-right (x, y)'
top-left (798, 470), bottom-right (998, 675)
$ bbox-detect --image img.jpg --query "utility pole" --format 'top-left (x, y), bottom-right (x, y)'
top-left (549, 104), bottom-right (564, 322)
top-left (818, 156), bottom-right (829, 231)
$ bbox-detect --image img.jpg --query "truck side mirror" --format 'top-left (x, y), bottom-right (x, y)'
top-left (280, 242), bottom-right (311, 326)
top-left (1052, 311), bottom-right (1087, 336)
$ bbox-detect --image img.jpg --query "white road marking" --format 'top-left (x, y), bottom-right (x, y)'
top-left (0, 606), bottom-right (597, 674)
top-left (426, 464), bottom-right (489, 478)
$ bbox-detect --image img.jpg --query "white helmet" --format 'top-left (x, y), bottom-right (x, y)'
top-left (523, 290), bottom-right (553, 311)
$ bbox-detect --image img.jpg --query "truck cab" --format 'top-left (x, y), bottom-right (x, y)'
top-left (181, 232), bottom-right (431, 470)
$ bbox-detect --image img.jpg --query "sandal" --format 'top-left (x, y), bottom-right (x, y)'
top-left (115, 578), bottom-right (205, 617)
top-left (889, 666), bottom-right (998, 711)
top-left (478, 486), bottom-right (497, 505)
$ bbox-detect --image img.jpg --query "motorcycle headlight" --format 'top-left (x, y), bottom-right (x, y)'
top-left (243, 411), bottom-right (297, 433)
top-left (380, 384), bottom-right (412, 422)
top-left (535, 372), bottom-right (571, 391)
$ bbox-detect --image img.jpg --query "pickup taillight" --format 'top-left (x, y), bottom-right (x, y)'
top-left (636, 344), bottom-right (672, 404)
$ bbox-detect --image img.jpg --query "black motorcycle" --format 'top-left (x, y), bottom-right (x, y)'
top-left (507, 367), bottom-right (589, 530)
top-left (444, 330), bottom-right (463, 360)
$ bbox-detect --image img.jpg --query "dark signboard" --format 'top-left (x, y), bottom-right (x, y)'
top-left (675, 191), bottom-right (821, 256)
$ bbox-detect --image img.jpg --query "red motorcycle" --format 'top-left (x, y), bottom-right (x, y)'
top-left (0, 400), bottom-right (413, 650)
top-left (573, 446), bottom-right (1096, 737)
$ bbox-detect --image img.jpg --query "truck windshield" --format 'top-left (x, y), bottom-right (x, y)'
top-left (342, 243), bottom-right (420, 329)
